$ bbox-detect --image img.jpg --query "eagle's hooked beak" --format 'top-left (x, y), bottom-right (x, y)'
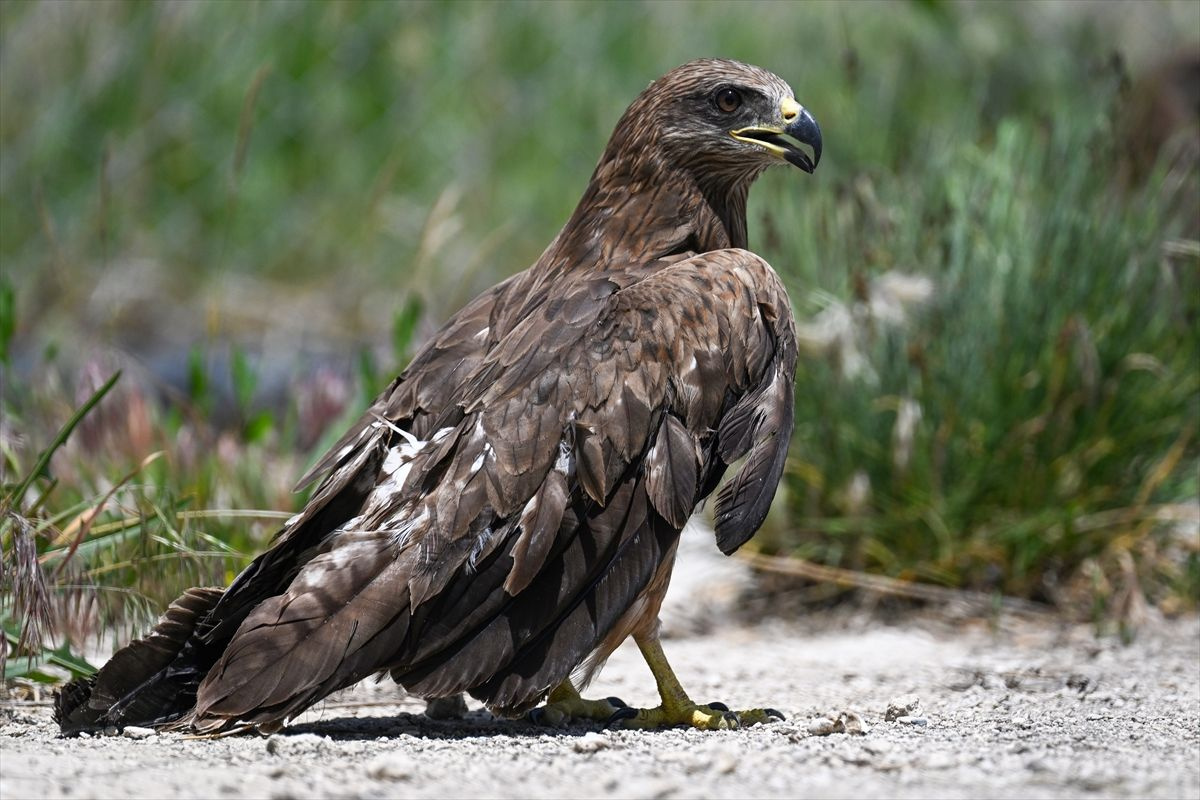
top-left (731, 97), bottom-right (822, 173)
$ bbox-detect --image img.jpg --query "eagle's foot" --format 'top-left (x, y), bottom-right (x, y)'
top-left (608, 700), bottom-right (784, 730)
top-left (618, 632), bottom-right (786, 730)
top-left (527, 680), bottom-right (626, 728)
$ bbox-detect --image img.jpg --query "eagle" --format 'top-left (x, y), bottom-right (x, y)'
top-left (56, 58), bottom-right (821, 734)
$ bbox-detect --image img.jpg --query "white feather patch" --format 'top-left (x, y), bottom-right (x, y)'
top-left (467, 525), bottom-right (494, 571)
top-left (388, 506), bottom-right (429, 547)
top-left (554, 440), bottom-right (572, 474)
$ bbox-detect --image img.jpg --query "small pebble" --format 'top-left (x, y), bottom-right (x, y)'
top-left (807, 710), bottom-right (869, 736)
top-left (1066, 674), bottom-right (1092, 693)
top-left (885, 694), bottom-right (923, 722)
top-left (839, 711), bottom-right (869, 736)
top-left (572, 731), bottom-right (610, 753)
top-left (807, 717), bottom-right (840, 736)
top-left (121, 726), bottom-right (156, 740)
top-left (265, 733), bottom-right (327, 755)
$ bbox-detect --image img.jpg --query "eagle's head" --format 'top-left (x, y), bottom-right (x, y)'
top-left (612, 58), bottom-right (822, 182)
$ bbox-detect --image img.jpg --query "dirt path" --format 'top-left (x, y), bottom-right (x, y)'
top-left (2, 606), bottom-right (1197, 800)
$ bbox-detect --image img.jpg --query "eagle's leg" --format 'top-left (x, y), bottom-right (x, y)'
top-left (612, 632), bottom-right (784, 730)
top-left (527, 680), bottom-right (626, 728)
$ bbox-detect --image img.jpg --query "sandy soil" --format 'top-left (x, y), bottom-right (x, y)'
top-left (2, 539), bottom-right (1197, 800)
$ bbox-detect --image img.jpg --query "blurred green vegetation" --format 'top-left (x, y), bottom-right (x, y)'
top-left (1, 0), bottom-right (1198, 672)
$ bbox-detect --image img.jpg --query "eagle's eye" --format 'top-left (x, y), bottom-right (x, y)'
top-left (715, 88), bottom-right (742, 114)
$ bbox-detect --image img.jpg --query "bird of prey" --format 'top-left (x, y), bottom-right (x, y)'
top-left (56, 58), bottom-right (821, 734)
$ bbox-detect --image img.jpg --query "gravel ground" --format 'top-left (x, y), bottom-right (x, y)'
top-left (2, 538), bottom-right (1197, 800)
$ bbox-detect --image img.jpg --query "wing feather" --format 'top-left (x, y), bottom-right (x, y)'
top-left (645, 413), bottom-right (700, 528)
top-left (713, 365), bottom-right (795, 554)
top-left (574, 423), bottom-right (608, 504)
top-left (189, 531), bottom-right (412, 730)
top-left (504, 470), bottom-right (569, 595)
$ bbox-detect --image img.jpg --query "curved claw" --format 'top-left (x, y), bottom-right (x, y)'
top-left (527, 706), bottom-right (568, 729)
top-left (603, 702), bottom-right (781, 731)
top-left (605, 696), bottom-right (628, 709)
top-left (605, 706), bottom-right (639, 728)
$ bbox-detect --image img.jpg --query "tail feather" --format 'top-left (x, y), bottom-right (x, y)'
top-left (187, 531), bottom-right (412, 732)
top-left (53, 442), bottom-right (384, 736)
top-left (54, 587), bottom-right (224, 735)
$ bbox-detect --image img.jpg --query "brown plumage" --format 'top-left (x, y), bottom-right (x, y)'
top-left (55, 58), bottom-right (821, 734)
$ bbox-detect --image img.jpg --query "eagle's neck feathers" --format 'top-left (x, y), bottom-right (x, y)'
top-left (540, 129), bottom-right (756, 276)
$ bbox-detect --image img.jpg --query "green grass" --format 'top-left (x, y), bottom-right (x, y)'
top-left (1, 0), bottom-right (1198, 671)
top-left (761, 112), bottom-right (1199, 616)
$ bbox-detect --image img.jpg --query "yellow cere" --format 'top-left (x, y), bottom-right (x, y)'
top-left (780, 97), bottom-right (801, 122)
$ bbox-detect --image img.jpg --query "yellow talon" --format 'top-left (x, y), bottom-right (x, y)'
top-left (609, 633), bottom-right (786, 731)
top-left (528, 680), bottom-right (625, 727)
top-left (615, 702), bottom-right (740, 730)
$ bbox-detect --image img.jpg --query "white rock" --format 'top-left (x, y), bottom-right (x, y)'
top-left (265, 733), bottom-right (327, 755)
top-left (807, 710), bottom-right (869, 736)
top-left (572, 731), bottom-right (611, 753)
top-left (885, 694), bottom-right (922, 721)
top-left (121, 726), bottom-right (156, 740)
top-left (807, 717), bottom-right (841, 736)
top-left (839, 711), bottom-right (870, 736)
